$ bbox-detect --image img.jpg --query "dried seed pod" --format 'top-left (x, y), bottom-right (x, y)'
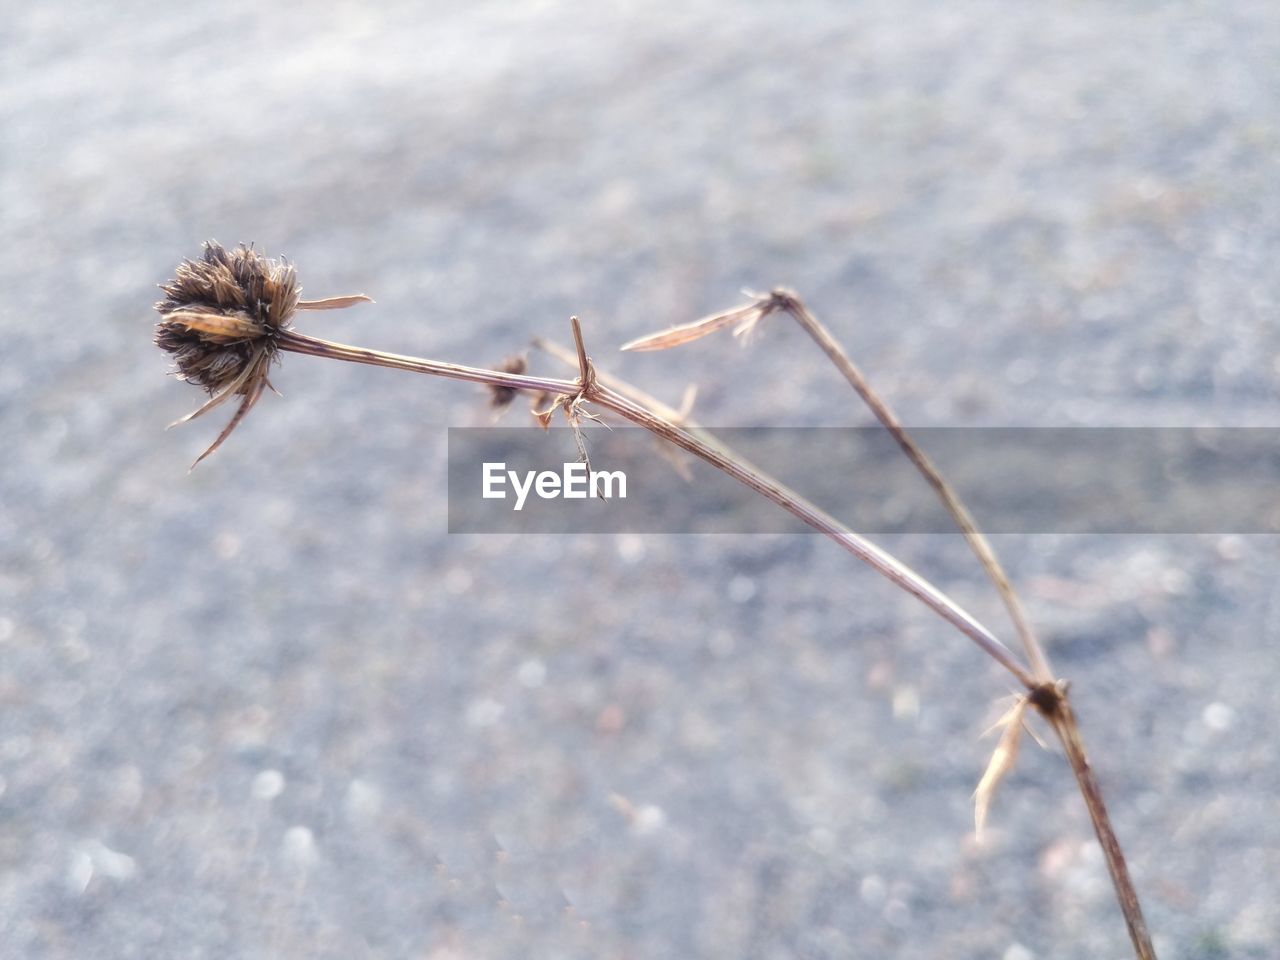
top-left (154, 241), bottom-right (368, 467)
top-left (155, 241), bottom-right (297, 396)
top-left (488, 355), bottom-right (528, 409)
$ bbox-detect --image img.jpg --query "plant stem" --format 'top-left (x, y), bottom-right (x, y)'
top-left (595, 382), bottom-right (1036, 687)
top-left (277, 330), bottom-right (577, 395)
top-left (773, 296), bottom-right (1154, 959)
top-left (1041, 687), bottom-right (1156, 960)
top-left (284, 320), bottom-right (1154, 955)
top-left (780, 294), bottom-right (1054, 683)
top-left (277, 327), bottom-right (1036, 688)
top-left (618, 291), bottom-right (1157, 958)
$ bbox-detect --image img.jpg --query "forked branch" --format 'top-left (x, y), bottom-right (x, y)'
top-left (622, 290), bottom-right (1155, 960)
top-left (154, 246), bottom-right (1153, 958)
top-left (276, 325), bottom-right (1035, 689)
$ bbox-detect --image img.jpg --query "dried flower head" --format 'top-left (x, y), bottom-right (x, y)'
top-left (154, 241), bottom-right (370, 467)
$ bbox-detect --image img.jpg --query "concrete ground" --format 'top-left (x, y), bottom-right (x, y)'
top-left (2, 2), bottom-right (1279, 958)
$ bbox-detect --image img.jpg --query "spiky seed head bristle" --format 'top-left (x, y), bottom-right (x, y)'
top-left (154, 241), bottom-right (375, 467)
top-left (154, 241), bottom-right (299, 395)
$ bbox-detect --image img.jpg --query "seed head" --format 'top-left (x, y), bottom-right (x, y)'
top-left (155, 241), bottom-right (297, 394)
top-left (154, 241), bottom-right (370, 467)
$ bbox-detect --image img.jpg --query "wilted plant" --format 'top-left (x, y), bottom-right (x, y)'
top-left (154, 242), bottom-right (373, 466)
top-left (154, 241), bottom-right (1157, 959)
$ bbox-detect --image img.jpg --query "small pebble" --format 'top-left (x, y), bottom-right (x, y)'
top-left (444, 568), bottom-right (473, 595)
top-left (252, 769), bottom-right (285, 800)
top-left (708, 630), bottom-right (736, 658)
top-left (1202, 702), bottom-right (1235, 733)
top-left (1160, 568), bottom-right (1191, 595)
top-left (517, 659), bottom-right (546, 689)
top-left (466, 698), bottom-right (504, 728)
top-left (892, 685), bottom-right (920, 721)
top-left (282, 826), bottom-right (317, 866)
top-left (860, 874), bottom-right (886, 906)
top-left (728, 576), bottom-right (757, 603)
top-left (632, 805), bottom-right (667, 835)
top-left (615, 535), bottom-right (646, 564)
top-left (213, 532), bottom-right (241, 560)
top-left (346, 779), bottom-right (383, 822)
top-left (882, 899), bottom-right (910, 928)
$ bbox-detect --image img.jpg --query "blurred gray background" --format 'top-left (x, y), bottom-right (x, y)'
top-left (3, 2), bottom-right (1279, 958)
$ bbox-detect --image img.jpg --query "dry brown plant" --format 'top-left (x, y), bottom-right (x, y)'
top-left (154, 243), bottom-right (1156, 959)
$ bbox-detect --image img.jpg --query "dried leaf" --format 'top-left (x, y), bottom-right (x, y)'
top-left (297, 294), bottom-right (374, 310)
top-left (189, 371), bottom-right (268, 470)
top-left (973, 695), bottom-right (1030, 837)
top-left (161, 309), bottom-right (264, 342)
top-left (619, 303), bottom-right (762, 352)
top-left (533, 393), bottom-right (562, 430)
top-left (166, 345), bottom-right (268, 428)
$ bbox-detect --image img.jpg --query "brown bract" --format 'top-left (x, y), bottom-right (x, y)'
top-left (618, 288), bottom-right (797, 352)
top-left (155, 242), bottom-right (297, 389)
top-left (146, 265), bottom-right (1155, 957)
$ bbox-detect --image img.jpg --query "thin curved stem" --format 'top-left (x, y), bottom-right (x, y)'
top-left (593, 382), bottom-right (1036, 688)
top-left (277, 330), bottom-right (579, 396)
top-left (277, 327), bottom-right (1035, 689)
top-left (781, 295), bottom-right (1054, 683)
